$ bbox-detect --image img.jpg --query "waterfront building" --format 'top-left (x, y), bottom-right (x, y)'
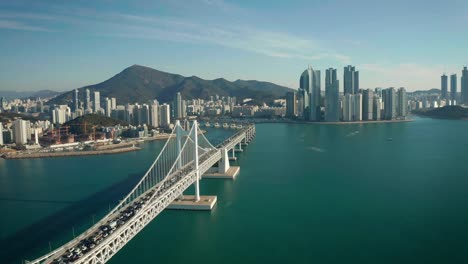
top-left (286, 92), bottom-right (297, 118)
top-left (160, 104), bottom-right (171, 128)
top-left (373, 97), bottom-right (382, 120)
top-left (150, 101), bottom-right (159, 127)
top-left (353, 93), bottom-right (362, 121)
top-left (299, 66), bottom-right (313, 118)
top-left (125, 104), bottom-right (134, 124)
top-left (342, 94), bottom-right (353, 121)
top-left (374, 88), bottom-right (383, 98)
top-left (309, 69), bottom-right (321, 121)
top-left (85, 89), bottom-right (91, 113)
top-left (0, 122), bottom-right (3, 145)
top-left (450, 74), bottom-right (457, 102)
top-left (462, 67), bottom-right (468, 104)
top-left (397, 88), bottom-right (408, 118)
top-left (74, 89), bottom-right (79, 112)
top-left (325, 68), bottom-right (340, 122)
top-left (441, 74), bottom-right (448, 99)
top-left (383, 88), bottom-right (396, 120)
top-left (13, 119), bottom-right (29, 145)
top-left (362, 89), bottom-right (374, 121)
top-left (93, 91), bottom-right (101, 113)
top-left (344, 65), bottom-right (359, 95)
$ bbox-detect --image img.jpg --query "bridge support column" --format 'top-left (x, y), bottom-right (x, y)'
top-left (229, 147), bottom-right (237, 161)
top-left (235, 142), bottom-right (243, 152)
top-left (193, 120), bottom-right (200, 202)
top-left (203, 148), bottom-right (240, 179)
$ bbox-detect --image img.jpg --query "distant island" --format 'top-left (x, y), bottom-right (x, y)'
top-left (413, 106), bottom-right (468, 119)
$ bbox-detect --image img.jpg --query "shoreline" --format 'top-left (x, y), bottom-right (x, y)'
top-left (224, 119), bottom-right (414, 125)
top-left (1, 145), bottom-right (142, 160)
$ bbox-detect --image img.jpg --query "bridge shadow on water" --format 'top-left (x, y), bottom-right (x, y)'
top-left (0, 171), bottom-right (144, 264)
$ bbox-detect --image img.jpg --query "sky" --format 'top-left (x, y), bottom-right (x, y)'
top-left (0, 0), bottom-right (467, 92)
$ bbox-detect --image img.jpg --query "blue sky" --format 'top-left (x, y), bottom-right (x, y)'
top-left (0, 0), bottom-right (467, 92)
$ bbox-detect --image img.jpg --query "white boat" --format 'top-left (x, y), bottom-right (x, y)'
top-left (214, 122), bottom-right (221, 128)
top-left (205, 122), bottom-right (211, 127)
top-left (236, 124), bottom-right (243, 129)
top-left (230, 124), bottom-right (237, 129)
top-left (222, 123), bottom-right (229, 129)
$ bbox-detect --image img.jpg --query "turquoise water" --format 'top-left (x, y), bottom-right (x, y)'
top-left (2, 118), bottom-right (468, 263)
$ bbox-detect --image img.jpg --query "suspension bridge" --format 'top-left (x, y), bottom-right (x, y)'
top-left (26, 120), bottom-right (256, 264)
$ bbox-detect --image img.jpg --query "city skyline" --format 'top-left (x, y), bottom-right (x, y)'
top-left (0, 0), bottom-right (468, 92)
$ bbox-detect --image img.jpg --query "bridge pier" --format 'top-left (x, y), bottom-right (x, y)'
top-left (229, 147), bottom-right (237, 161)
top-left (203, 148), bottom-right (240, 179)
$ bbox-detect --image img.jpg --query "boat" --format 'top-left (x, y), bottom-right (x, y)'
top-left (214, 122), bottom-right (221, 128)
top-left (230, 124), bottom-right (237, 129)
top-left (236, 124), bottom-right (243, 129)
top-left (222, 123), bottom-right (229, 129)
top-left (205, 122), bottom-right (211, 127)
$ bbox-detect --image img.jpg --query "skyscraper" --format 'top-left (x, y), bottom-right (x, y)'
top-left (160, 104), bottom-right (171, 128)
top-left (353, 93), bottom-right (362, 121)
top-left (325, 68), bottom-right (340, 122)
top-left (74, 89), bottom-right (79, 112)
top-left (104, 97), bottom-right (112, 117)
top-left (286, 92), bottom-right (297, 118)
top-left (309, 69), bottom-right (321, 121)
top-left (397, 87), bottom-right (407, 118)
top-left (362, 89), bottom-right (374, 121)
top-left (299, 66), bottom-right (313, 117)
top-left (383, 88), bottom-right (396, 120)
top-left (85, 89), bottom-right (91, 112)
top-left (174, 92), bottom-right (183, 119)
top-left (93, 91), bottom-right (101, 113)
top-left (373, 97), bottom-right (382, 120)
top-left (342, 94), bottom-right (353, 121)
top-left (462, 67), bottom-right (468, 104)
top-left (450, 74), bottom-right (457, 102)
top-left (0, 122), bottom-right (3, 145)
top-left (344, 65), bottom-right (359, 95)
top-left (441, 74), bottom-right (448, 99)
top-left (13, 119), bottom-right (29, 145)
top-left (150, 101), bottom-right (160, 127)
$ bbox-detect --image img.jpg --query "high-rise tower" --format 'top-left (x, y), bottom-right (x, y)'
top-left (450, 74), bottom-right (457, 102)
top-left (441, 74), bottom-right (448, 99)
top-left (325, 68), bottom-right (340, 122)
top-left (462, 67), bottom-right (468, 104)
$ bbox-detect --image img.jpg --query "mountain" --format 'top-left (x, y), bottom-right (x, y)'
top-left (48, 65), bottom-right (294, 105)
top-left (0, 90), bottom-right (61, 100)
top-left (409, 88), bottom-right (440, 96)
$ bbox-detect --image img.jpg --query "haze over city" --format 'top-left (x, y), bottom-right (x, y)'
top-left (1, 0), bottom-right (468, 91)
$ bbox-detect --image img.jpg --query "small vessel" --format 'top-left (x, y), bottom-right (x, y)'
top-left (236, 124), bottom-right (243, 129)
top-left (222, 123), bottom-right (229, 129)
top-left (214, 122), bottom-right (221, 128)
top-left (230, 124), bottom-right (237, 129)
top-left (205, 122), bottom-right (211, 127)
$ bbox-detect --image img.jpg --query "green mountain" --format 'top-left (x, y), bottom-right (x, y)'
top-left (413, 106), bottom-right (468, 119)
top-left (49, 65), bottom-right (294, 105)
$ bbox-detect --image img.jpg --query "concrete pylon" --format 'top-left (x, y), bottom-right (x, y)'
top-left (218, 148), bottom-right (230, 173)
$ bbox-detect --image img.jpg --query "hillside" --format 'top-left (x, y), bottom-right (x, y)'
top-left (413, 106), bottom-right (468, 119)
top-left (0, 90), bottom-right (61, 100)
top-left (63, 114), bottom-right (128, 135)
top-left (48, 65), bottom-right (294, 105)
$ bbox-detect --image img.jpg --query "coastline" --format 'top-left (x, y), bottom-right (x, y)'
top-left (230, 119), bottom-right (414, 125)
top-left (0, 131), bottom-right (205, 160)
top-left (1, 145), bottom-right (142, 160)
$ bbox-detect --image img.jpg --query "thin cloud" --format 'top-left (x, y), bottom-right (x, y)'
top-left (0, 19), bottom-right (52, 32)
